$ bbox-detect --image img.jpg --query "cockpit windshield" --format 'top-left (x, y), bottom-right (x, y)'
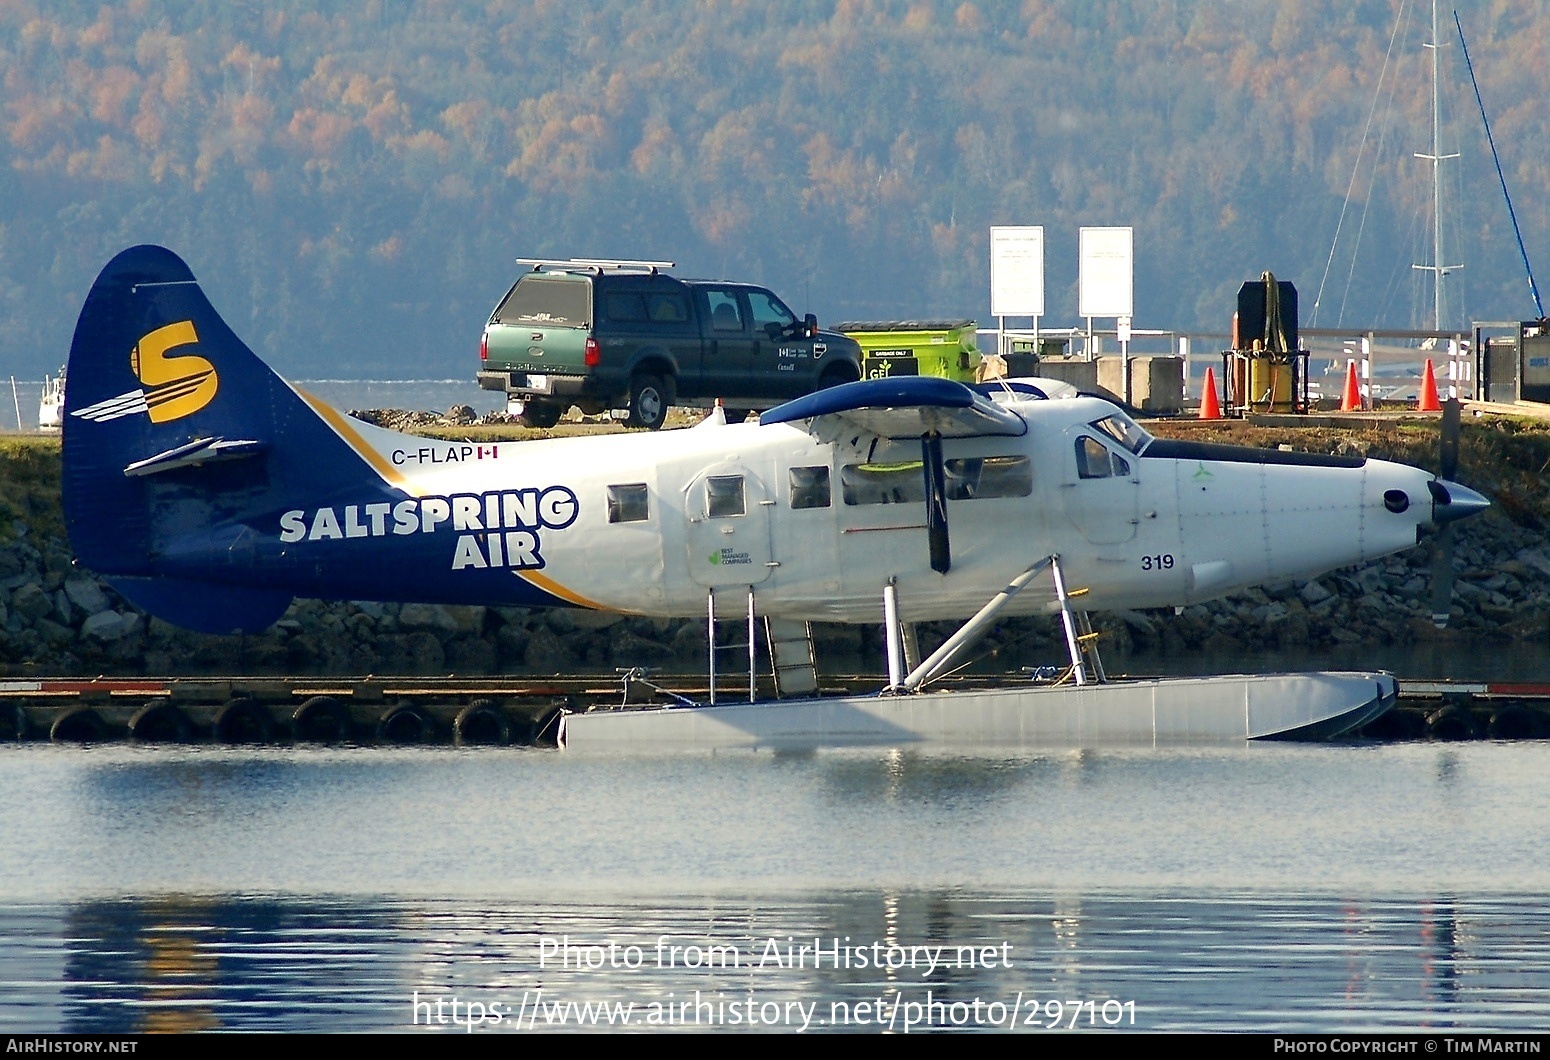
top-left (1089, 412), bottom-right (1152, 454)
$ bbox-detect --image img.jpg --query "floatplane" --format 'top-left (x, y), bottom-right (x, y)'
top-left (61, 246), bottom-right (1489, 750)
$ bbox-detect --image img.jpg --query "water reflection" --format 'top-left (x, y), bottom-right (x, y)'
top-left (3, 891), bottom-right (1546, 1033)
top-left (6, 742), bottom-right (1550, 1032)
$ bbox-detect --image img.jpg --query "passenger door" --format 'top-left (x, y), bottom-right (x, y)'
top-left (683, 465), bottom-right (775, 588)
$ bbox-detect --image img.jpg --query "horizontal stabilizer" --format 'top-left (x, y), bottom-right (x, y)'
top-left (108, 577), bottom-right (292, 635)
top-left (123, 436), bottom-right (267, 477)
top-left (761, 377), bottom-right (1027, 439)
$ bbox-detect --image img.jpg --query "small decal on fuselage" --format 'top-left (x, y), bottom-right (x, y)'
top-left (278, 486), bottom-right (578, 571)
top-left (391, 445), bottom-right (499, 465)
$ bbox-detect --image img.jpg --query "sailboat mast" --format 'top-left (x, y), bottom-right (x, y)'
top-left (1414, 0), bottom-right (1461, 331)
top-left (1430, 0), bottom-right (1443, 330)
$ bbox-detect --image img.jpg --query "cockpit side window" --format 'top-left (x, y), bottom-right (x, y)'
top-left (1076, 436), bottom-right (1113, 479)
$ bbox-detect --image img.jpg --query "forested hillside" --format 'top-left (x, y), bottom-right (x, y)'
top-left (3, 0), bottom-right (1547, 379)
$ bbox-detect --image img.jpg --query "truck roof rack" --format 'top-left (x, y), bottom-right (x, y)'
top-left (516, 257), bottom-right (676, 275)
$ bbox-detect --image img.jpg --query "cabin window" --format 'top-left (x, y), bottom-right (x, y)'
top-left (944, 456), bottom-right (1032, 500)
top-left (603, 292), bottom-right (648, 322)
top-left (646, 293), bottom-right (689, 323)
top-left (607, 483), bottom-right (650, 523)
top-left (843, 456), bottom-right (1031, 505)
top-left (1076, 436), bottom-right (1114, 479)
top-left (706, 475), bottom-right (745, 518)
top-left (789, 466), bottom-right (831, 509)
top-left (842, 462), bottom-right (926, 506)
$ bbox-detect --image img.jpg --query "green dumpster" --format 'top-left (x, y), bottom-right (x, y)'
top-left (835, 319), bottom-right (981, 383)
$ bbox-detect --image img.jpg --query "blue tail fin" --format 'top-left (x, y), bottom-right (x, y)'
top-left (62, 246), bottom-right (375, 633)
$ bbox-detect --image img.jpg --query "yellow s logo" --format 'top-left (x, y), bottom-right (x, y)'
top-left (131, 320), bottom-right (218, 423)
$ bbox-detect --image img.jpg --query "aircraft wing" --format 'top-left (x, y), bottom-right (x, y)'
top-left (760, 377), bottom-right (1027, 440)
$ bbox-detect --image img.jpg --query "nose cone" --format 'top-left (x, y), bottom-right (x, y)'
top-left (1428, 478), bottom-right (1491, 525)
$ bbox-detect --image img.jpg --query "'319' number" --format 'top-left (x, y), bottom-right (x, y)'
top-left (1141, 554), bottom-right (1175, 571)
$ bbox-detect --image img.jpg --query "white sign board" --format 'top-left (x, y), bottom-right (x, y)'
top-left (1078, 226), bottom-right (1133, 318)
top-left (989, 226), bottom-right (1044, 317)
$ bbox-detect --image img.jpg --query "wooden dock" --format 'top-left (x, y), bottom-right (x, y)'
top-left (1, 673), bottom-right (1545, 745)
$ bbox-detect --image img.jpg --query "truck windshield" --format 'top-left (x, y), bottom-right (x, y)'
top-left (493, 277), bottom-right (590, 327)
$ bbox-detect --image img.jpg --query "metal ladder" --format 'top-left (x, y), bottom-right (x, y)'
top-left (765, 618), bottom-right (819, 697)
top-left (706, 588), bottom-right (758, 705)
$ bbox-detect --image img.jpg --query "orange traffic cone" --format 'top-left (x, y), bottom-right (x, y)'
top-left (1340, 361), bottom-right (1361, 412)
top-left (1198, 366), bottom-right (1222, 419)
top-left (1418, 359), bottom-right (1442, 412)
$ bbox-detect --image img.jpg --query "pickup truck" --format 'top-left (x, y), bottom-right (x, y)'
top-left (477, 258), bottom-right (863, 428)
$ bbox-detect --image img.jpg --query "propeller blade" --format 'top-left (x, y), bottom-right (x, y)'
top-left (1440, 397), bottom-right (1460, 481)
top-left (1430, 523), bottom-right (1455, 628)
top-left (922, 432), bottom-right (951, 574)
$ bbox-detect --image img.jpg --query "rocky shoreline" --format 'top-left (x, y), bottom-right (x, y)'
top-left (3, 412), bottom-right (1548, 681)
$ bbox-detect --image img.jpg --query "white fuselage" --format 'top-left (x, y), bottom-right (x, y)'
top-left (311, 392), bottom-right (1438, 623)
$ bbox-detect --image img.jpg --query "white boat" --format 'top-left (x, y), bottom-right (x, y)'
top-left (557, 671), bottom-right (1398, 752)
top-left (38, 369), bottom-right (64, 431)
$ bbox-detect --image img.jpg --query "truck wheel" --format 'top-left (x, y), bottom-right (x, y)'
top-left (818, 366), bottom-right (858, 389)
top-left (518, 401), bottom-right (563, 428)
top-left (626, 374), bottom-right (669, 430)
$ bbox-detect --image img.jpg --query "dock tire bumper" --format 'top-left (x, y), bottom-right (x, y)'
top-left (294, 695), bottom-right (354, 743)
top-left (1487, 704), bottom-right (1539, 740)
top-left (50, 708), bottom-right (106, 743)
top-left (454, 699), bottom-right (511, 746)
top-left (215, 697), bottom-right (277, 744)
top-left (128, 700), bottom-right (193, 743)
top-left (1425, 704), bottom-right (1482, 741)
top-left (377, 704), bottom-right (437, 745)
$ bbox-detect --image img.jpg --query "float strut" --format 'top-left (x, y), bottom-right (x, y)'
top-left (1051, 556), bottom-right (1088, 686)
top-left (902, 557), bottom-right (1054, 691)
top-left (883, 578), bottom-right (904, 690)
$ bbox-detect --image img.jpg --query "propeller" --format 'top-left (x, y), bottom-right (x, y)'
top-left (922, 431), bottom-right (951, 574)
top-left (1426, 398), bottom-right (1490, 628)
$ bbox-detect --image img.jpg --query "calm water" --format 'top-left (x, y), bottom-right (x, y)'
top-left (3, 741), bottom-right (1549, 1033)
